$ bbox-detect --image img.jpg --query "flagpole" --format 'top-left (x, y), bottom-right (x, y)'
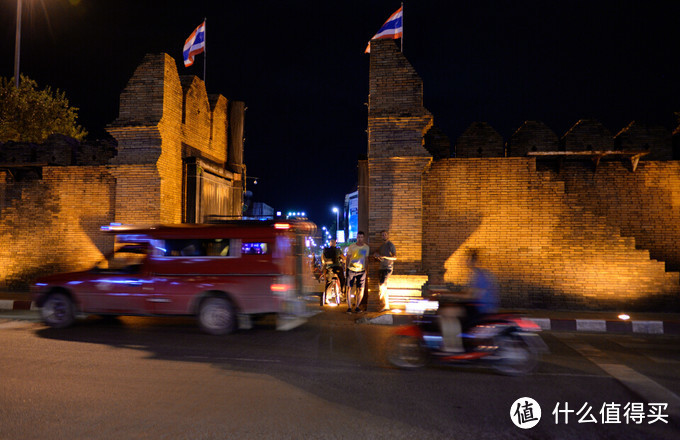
top-left (203, 17), bottom-right (207, 87)
top-left (401, 2), bottom-right (404, 53)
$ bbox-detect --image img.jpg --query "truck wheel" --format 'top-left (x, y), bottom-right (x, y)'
top-left (41, 292), bottom-right (76, 328)
top-left (198, 297), bottom-right (236, 335)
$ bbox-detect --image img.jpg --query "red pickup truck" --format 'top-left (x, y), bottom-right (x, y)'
top-left (32, 220), bottom-right (319, 334)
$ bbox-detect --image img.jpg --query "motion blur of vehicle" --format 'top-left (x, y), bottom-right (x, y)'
top-left (386, 295), bottom-right (548, 376)
top-left (32, 220), bottom-right (319, 334)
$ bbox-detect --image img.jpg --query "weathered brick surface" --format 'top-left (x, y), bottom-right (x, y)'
top-left (0, 53), bottom-right (244, 288)
top-left (543, 161), bottom-right (680, 272)
top-left (455, 122), bottom-right (505, 158)
top-left (614, 121), bottom-right (672, 160)
top-left (106, 53), bottom-right (242, 225)
top-left (423, 158), bottom-right (679, 311)
top-left (0, 167), bottom-right (115, 289)
top-left (562, 119), bottom-right (614, 151)
top-left (507, 121), bottom-right (560, 156)
top-left (366, 40), bottom-right (434, 309)
top-left (366, 38), bottom-right (680, 312)
top-left (0, 134), bottom-right (116, 165)
top-left (423, 125), bottom-right (451, 159)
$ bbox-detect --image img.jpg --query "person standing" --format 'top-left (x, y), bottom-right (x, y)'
top-left (345, 231), bottom-right (370, 313)
top-left (373, 230), bottom-right (397, 311)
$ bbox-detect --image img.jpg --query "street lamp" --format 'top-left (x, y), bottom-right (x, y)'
top-left (14, 0), bottom-right (23, 88)
top-left (332, 207), bottom-right (339, 241)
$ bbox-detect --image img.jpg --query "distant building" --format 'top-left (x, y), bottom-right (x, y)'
top-left (244, 201), bottom-right (275, 220)
top-left (344, 190), bottom-right (358, 242)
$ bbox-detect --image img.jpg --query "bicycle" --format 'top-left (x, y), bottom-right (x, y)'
top-left (321, 265), bottom-right (344, 306)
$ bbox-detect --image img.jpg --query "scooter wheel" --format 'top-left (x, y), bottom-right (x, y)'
top-left (493, 335), bottom-right (538, 376)
top-left (386, 335), bottom-right (427, 369)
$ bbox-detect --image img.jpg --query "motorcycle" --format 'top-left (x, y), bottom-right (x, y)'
top-left (386, 305), bottom-right (547, 375)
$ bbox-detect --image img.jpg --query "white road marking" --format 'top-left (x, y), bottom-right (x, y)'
top-left (534, 372), bottom-right (609, 378)
top-left (555, 334), bottom-right (680, 420)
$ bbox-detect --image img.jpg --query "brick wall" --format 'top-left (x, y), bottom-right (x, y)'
top-left (423, 158), bottom-right (679, 311)
top-left (0, 166), bottom-right (115, 289)
top-left (455, 122), bottom-right (505, 157)
top-left (507, 121), bottom-right (559, 156)
top-left (366, 38), bottom-right (680, 312)
top-left (107, 53), bottom-right (242, 225)
top-left (0, 52), bottom-right (244, 288)
top-left (562, 119), bottom-right (614, 151)
top-left (366, 40), bottom-right (434, 308)
top-left (614, 121), bottom-right (673, 160)
top-left (545, 161), bottom-right (680, 272)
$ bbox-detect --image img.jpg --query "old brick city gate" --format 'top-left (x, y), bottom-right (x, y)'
top-left (361, 39), bottom-right (680, 312)
top-left (0, 53), bottom-right (245, 289)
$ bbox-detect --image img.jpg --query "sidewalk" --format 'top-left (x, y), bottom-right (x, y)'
top-left (3, 290), bottom-right (680, 335)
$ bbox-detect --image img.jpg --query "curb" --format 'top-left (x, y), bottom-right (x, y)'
top-left (529, 317), bottom-right (679, 334)
top-left (0, 300), bottom-right (38, 311)
top-left (359, 314), bottom-right (680, 335)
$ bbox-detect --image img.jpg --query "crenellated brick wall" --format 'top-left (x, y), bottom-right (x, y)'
top-left (561, 119), bottom-right (614, 151)
top-left (455, 122), bottom-right (505, 158)
top-left (365, 39), bottom-right (680, 311)
top-left (0, 52), bottom-right (245, 289)
top-left (507, 121), bottom-right (559, 157)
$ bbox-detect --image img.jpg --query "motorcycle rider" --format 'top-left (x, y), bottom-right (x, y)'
top-left (321, 239), bottom-right (345, 301)
top-left (464, 248), bottom-right (499, 325)
top-left (438, 249), bottom-right (499, 352)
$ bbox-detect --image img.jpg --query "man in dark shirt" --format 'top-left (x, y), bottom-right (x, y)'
top-left (373, 230), bottom-right (397, 311)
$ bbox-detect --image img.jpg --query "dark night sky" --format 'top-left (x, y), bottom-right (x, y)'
top-left (1, 1), bottom-right (679, 229)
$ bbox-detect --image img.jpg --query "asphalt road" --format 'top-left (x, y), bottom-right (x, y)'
top-left (1, 309), bottom-right (678, 439)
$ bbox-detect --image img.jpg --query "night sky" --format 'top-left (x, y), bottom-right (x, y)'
top-left (1, 1), bottom-right (678, 229)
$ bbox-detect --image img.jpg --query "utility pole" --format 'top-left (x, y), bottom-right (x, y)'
top-left (14, 0), bottom-right (23, 88)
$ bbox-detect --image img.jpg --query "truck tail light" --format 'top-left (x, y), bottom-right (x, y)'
top-left (274, 223), bottom-right (290, 230)
top-left (270, 283), bottom-right (291, 292)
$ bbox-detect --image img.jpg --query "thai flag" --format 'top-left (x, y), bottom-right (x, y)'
top-left (365, 6), bottom-right (403, 53)
top-left (183, 21), bottom-right (206, 67)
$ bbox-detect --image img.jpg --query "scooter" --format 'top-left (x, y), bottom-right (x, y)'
top-left (386, 307), bottom-right (548, 375)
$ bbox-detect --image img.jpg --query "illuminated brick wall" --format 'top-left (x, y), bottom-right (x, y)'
top-left (366, 39), bottom-right (680, 311)
top-left (0, 53), bottom-right (244, 289)
top-left (365, 40), bottom-right (435, 308)
top-left (107, 53), bottom-right (243, 225)
top-left (423, 159), bottom-right (679, 310)
top-left (0, 167), bottom-right (116, 289)
top-left (549, 161), bottom-right (680, 273)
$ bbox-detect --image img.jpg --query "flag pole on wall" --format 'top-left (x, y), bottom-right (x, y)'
top-left (183, 19), bottom-right (207, 84)
top-left (203, 17), bottom-right (207, 87)
top-left (364, 4), bottom-right (404, 54)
